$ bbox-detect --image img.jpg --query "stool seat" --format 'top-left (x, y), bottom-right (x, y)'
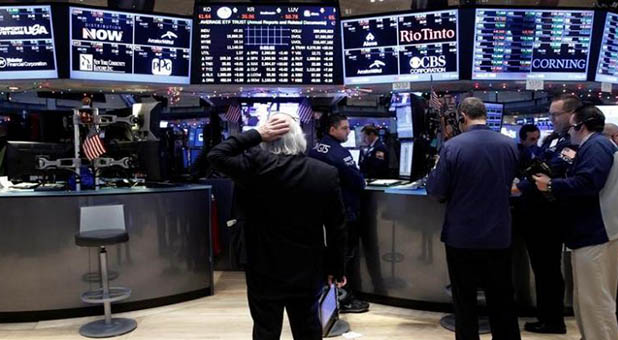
top-left (75, 229), bottom-right (129, 247)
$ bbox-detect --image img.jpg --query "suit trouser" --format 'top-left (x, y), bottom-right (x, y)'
top-left (247, 290), bottom-right (322, 340)
top-left (346, 218), bottom-right (386, 294)
top-left (571, 239), bottom-right (618, 340)
top-left (518, 212), bottom-right (566, 326)
top-left (445, 246), bottom-right (521, 340)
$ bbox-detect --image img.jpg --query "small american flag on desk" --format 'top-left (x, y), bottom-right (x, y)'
top-left (83, 130), bottom-right (106, 161)
top-left (224, 104), bottom-right (242, 122)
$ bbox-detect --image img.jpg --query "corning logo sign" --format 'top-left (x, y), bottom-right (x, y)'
top-left (82, 28), bottom-right (123, 42)
top-left (532, 59), bottom-right (586, 70)
top-left (400, 28), bottom-right (455, 43)
top-left (409, 55), bottom-right (447, 74)
top-left (0, 24), bottom-right (49, 36)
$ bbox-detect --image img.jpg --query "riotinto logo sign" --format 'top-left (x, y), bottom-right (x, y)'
top-left (400, 28), bottom-right (455, 44)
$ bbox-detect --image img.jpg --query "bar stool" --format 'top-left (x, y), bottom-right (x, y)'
top-left (75, 205), bottom-right (137, 338)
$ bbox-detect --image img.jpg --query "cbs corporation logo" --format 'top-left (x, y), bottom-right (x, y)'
top-left (0, 57), bottom-right (6, 68)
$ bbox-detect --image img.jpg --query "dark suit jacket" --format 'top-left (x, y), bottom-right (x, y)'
top-left (208, 130), bottom-right (346, 299)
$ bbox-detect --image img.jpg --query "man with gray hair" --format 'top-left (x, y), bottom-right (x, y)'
top-left (427, 97), bottom-right (521, 340)
top-left (604, 122), bottom-right (618, 146)
top-left (208, 112), bottom-right (347, 340)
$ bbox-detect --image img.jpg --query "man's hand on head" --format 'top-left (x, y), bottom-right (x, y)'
top-left (257, 116), bottom-right (290, 142)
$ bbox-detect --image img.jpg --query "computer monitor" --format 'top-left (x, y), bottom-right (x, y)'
top-left (399, 140), bottom-right (414, 179)
top-left (484, 102), bottom-right (504, 132)
top-left (103, 141), bottom-right (167, 181)
top-left (5, 141), bottom-right (73, 181)
top-left (132, 102), bottom-right (163, 141)
top-left (597, 105), bottom-right (618, 125)
top-left (341, 130), bottom-right (357, 148)
top-left (396, 106), bottom-right (413, 138)
top-left (349, 149), bottom-right (361, 168)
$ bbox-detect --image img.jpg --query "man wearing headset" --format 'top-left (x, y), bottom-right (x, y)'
top-left (512, 94), bottom-right (582, 334)
top-left (533, 105), bottom-right (618, 340)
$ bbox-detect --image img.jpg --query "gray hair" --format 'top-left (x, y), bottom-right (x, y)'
top-left (259, 111), bottom-right (307, 155)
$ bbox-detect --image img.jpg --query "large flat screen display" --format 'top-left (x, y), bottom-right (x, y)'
top-left (484, 102), bottom-right (504, 132)
top-left (70, 7), bottom-right (192, 84)
top-left (197, 4), bottom-right (341, 84)
top-left (596, 12), bottom-right (618, 84)
top-left (472, 8), bottom-right (593, 81)
top-left (0, 6), bottom-right (57, 79)
top-left (341, 9), bottom-right (458, 85)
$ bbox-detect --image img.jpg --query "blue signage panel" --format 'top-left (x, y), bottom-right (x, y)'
top-left (596, 12), bottom-right (618, 84)
top-left (196, 4), bottom-right (341, 84)
top-left (472, 8), bottom-right (593, 81)
top-left (0, 5), bottom-right (57, 79)
top-left (341, 9), bottom-right (459, 85)
top-left (69, 6), bottom-right (192, 84)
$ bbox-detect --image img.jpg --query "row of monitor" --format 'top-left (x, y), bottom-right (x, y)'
top-left (4, 4), bottom-right (618, 85)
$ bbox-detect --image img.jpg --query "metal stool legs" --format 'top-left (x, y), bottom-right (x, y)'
top-left (79, 246), bottom-right (136, 338)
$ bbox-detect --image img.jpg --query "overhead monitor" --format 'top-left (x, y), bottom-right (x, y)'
top-left (399, 140), bottom-right (414, 179)
top-left (340, 129), bottom-right (356, 148)
top-left (278, 102), bottom-right (300, 116)
top-left (341, 9), bottom-right (458, 85)
top-left (472, 8), bottom-right (593, 81)
top-left (196, 4), bottom-right (341, 84)
top-left (0, 5), bottom-right (57, 80)
top-left (349, 149), bottom-right (360, 167)
top-left (597, 105), bottom-right (618, 125)
top-left (596, 12), bottom-right (618, 84)
top-left (485, 102), bottom-right (504, 132)
top-left (70, 6), bottom-right (192, 84)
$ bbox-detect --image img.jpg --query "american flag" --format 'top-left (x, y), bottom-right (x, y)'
top-left (297, 98), bottom-right (314, 123)
top-left (82, 130), bottom-right (106, 161)
top-left (224, 104), bottom-right (242, 122)
top-left (429, 89), bottom-right (442, 111)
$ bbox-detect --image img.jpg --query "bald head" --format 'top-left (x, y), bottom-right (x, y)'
top-left (603, 123), bottom-right (618, 145)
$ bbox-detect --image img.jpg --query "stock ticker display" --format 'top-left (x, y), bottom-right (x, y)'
top-left (341, 9), bottom-right (459, 85)
top-left (69, 7), bottom-right (192, 84)
top-left (472, 8), bottom-right (594, 81)
top-left (0, 6), bottom-right (57, 79)
top-left (596, 12), bottom-right (618, 84)
top-left (197, 5), bottom-right (341, 84)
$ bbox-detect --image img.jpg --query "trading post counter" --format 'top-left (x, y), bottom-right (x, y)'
top-left (356, 186), bottom-right (538, 313)
top-left (0, 185), bottom-right (213, 322)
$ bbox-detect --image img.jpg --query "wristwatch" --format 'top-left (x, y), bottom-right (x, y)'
top-left (546, 179), bottom-right (552, 193)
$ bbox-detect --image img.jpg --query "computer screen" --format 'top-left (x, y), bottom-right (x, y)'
top-left (472, 8), bottom-right (593, 81)
top-left (319, 284), bottom-right (338, 336)
top-left (0, 5), bottom-right (58, 80)
top-left (5, 141), bottom-right (73, 181)
top-left (196, 4), bottom-right (341, 85)
top-left (396, 106), bottom-right (413, 138)
top-left (349, 149), bottom-right (360, 167)
top-left (242, 102), bottom-right (275, 131)
top-left (340, 130), bottom-right (356, 148)
top-left (70, 6), bottom-right (192, 84)
top-left (399, 140), bottom-right (414, 179)
top-left (597, 105), bottom-right (618, 125)
top-left (596, 12), bottom-right (618, 84)
top-left (341, 9), bottom-right (459, 85)
top-left (279, 102), bottom-right (300, 116)
top-left (485, 102), bottom-right (504, 132)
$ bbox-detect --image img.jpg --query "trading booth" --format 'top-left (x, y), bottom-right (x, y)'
top-left (1, 0), bottom-right (617, 324)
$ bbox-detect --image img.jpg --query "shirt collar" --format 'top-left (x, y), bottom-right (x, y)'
top-left (466, 124), bottom-right (491, 132)
top-left (580, 132), bottom-right (596, 147)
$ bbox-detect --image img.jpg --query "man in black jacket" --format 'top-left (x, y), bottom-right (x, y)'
top-left (208, 112), bottom-right (347, 340)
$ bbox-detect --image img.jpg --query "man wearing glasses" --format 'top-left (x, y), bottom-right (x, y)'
top-left (533, 105), bottom-right (618, 340)
top-left (512, 94), bottom-right (581, 334)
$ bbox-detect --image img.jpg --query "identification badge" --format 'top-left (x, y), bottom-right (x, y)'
top-left (560, 147), bottom-right (577, 164)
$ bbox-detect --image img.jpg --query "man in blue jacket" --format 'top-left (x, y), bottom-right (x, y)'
top-left (427, 97), bottom-right (521, 340)
top-left (533, 105), bottom-right (618, 340)
top-left (512, 94), bottom-right (582, 334)
top-left (309, 114), bottom-right (369, 313)
top-left (359, 125), bottom-right (389, 179)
